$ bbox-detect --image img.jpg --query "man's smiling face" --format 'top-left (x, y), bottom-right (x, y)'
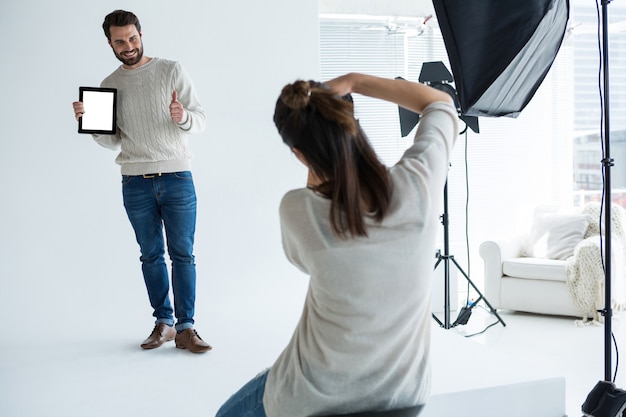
top-left (108, 25), bottom-right (144, 69)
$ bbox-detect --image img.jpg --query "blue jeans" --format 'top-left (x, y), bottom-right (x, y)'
top-left (216, 370), bottom-right (268, 417)
top-left (122, 171), bottom-right (197, 332)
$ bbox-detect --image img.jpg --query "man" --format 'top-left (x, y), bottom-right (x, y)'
top-left (73, 9), bottom-right (211, 353)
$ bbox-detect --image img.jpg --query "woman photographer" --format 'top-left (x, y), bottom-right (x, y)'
top-left (216, 73), bottom-right (458, 417)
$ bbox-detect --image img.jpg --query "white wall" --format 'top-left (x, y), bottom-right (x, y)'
top-left (0, 0), bottom-right (317, 338)
top-left (442, 62), bottom-right (575, 295)
top-left (0, 0), bottom-right (576, 341)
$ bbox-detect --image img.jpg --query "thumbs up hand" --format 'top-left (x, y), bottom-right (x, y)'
top-left (169, 91), bottom-right (187, 124)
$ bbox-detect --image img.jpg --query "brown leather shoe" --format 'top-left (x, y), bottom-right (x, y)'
top-left (140, 323), bottom-right (176, 349)
top-left (175, 328), bottom-right (212, 353)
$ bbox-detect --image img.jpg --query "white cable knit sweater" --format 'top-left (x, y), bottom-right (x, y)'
top-left (93, 57), bottom-right (206, 175)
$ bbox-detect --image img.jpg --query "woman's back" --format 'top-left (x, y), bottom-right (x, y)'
top-left (264, 101), bottom-right (458, 417)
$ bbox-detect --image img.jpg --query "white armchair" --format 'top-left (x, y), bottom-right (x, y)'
top-left (480, 236), bottom-right (584, 317)
top-left (479, 203), bottom-right (626, 320)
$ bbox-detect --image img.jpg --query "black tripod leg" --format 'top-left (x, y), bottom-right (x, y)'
top-left (431, 179), bottom-right (504, 330)
top-left (450, 256), bottom-right (506, 327)
top-left (431, 312), bottom-right (444, 327)
top-left (432, 253), bottom-right (451, 328)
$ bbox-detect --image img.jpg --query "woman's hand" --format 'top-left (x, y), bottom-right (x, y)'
top-left (324, 73), bottom-right (361, 97)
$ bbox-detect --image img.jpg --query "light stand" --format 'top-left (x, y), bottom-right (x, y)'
top-left (600, 0), bottom-right (614, 390)
top-left (580, 1), bottom-right (626, 416)
top-left (432, 179), bottom-right (506, 329)
top-left (398, 62), bottom-right (503, 330)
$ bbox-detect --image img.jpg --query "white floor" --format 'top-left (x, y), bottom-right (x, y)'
top-left (445, 306), bottom-right (626, 417)
top-left (2, 282), bottom-right (626, 417)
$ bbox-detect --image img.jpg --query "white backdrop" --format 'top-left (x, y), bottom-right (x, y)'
top-left (0, 0), bottom-right (576, 337)
top-left (0, 2), bottom-right (580, 415)
top-left (0, 0), bottom-right (317, 341)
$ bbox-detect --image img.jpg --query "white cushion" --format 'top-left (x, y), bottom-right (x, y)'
top-left (525, 213), bottom-right (590, 260)
top-left (503, 257), bottom-right (568, 282)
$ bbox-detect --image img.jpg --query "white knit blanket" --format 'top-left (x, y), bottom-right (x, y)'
top-left (565, 203), bottom-right (626, 324)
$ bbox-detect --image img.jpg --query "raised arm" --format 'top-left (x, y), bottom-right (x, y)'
top-left (171, 63), bottom-right (206, 134)
top-left (325, 73), bottom-right (453, 115)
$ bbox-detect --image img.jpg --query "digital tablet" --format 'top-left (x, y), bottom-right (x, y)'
top-left (78, 87), bottom-right (117, 134)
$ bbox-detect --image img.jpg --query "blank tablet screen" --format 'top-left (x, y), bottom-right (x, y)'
top-left (78, 87), bottom-right (117, 134)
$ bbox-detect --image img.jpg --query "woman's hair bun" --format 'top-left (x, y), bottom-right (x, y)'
top-left (280, 80), bottom-right (311, 110)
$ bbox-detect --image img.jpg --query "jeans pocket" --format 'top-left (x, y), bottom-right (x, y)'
top-left (173, 171), bottom-right (193, 180)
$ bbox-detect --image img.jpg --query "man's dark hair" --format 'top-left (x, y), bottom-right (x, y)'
top-left (102, 10), bottom-right (141, 40)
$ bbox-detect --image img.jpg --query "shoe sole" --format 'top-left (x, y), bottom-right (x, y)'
top-left (175, 343), bottom-right (212, 353)
top-left (140, 335), bottom-right (176, 349)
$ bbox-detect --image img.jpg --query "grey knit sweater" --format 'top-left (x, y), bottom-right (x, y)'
top-left (93, 57), bottom-right (206, 175)
top-left (264, 102), bottom-right (458, 417)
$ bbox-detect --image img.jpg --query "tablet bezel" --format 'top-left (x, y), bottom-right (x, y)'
top-left (78, 86), bottom-right (117, 135)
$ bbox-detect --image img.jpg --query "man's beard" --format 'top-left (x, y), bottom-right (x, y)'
top-left (114, 45), bottom-right (144, 67)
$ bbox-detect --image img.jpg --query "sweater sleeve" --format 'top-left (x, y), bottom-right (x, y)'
top-left (172, 62), bottom-right (206, 134)
top-left (279, 189), bottom-right (310, 274)
top-left (395, 101), bottom-right (457, 182)
top-left (91, 132), bottom-right (121, 150)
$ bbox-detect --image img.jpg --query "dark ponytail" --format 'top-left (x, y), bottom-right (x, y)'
top-left (274, 80), bottom-right (391, 238)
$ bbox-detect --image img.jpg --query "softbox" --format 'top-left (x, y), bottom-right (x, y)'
top-left (432, 0), bottom-right (570, 118)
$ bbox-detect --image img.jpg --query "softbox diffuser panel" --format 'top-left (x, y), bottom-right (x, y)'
top-left (432, 0), bottom-right (569, 118)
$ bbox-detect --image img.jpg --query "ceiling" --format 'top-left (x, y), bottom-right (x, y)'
top-left (318, 0), bottom-right (435, 18)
